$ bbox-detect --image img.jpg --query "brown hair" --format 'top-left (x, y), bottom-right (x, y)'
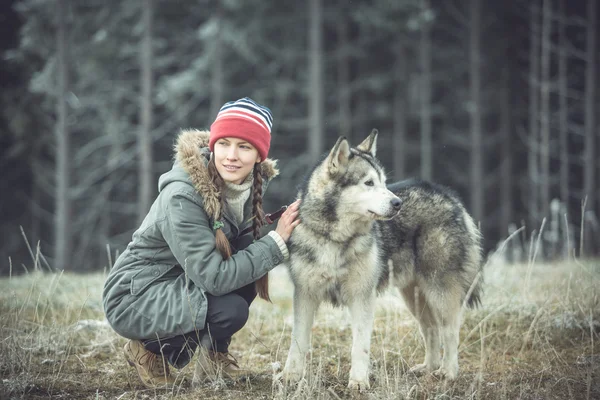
top-left (251, 164), bottom-right (270, 302)
top-left (207, 157), bottom-right (270, 302)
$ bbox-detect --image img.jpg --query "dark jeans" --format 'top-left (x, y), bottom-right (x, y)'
top-left (142, 283), bottom-right (256, 369)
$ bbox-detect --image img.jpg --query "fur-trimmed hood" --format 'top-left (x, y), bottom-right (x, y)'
top-left (158, 129), bottom-right (279, 221)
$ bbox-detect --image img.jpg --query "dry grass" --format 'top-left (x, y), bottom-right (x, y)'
top-left (1, 258), bottom-right (598, 399)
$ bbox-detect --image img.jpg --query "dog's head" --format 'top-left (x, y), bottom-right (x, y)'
top-left (306, 129), bottom-right (402, 221)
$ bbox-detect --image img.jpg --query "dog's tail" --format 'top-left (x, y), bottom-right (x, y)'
top-left (465, 275), bottom-right (483, 309)
top-left (463, 210), bottom-right (484, 309)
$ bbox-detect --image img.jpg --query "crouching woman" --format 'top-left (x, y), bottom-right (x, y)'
top-left (102, 98), bottom-right (300, 388)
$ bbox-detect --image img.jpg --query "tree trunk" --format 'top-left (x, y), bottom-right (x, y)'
top-left (583, 0), bottom-right (597, 256)
top-left (54, 0), bottom-right (71, 271)
top-left (210, 4), bottom-right (224, 119)
top-left (419, 0), bottom-right (432, 181)
top-left (308, 0), bottom-right (324, 164)
top-left (500, 65), bottom-right (513, 237)
top-left (539, 0), bottom-right (552, 219)
top-left (528, 2), bottom-right (540, 227)
top-left (100, 107), bottom-right (124, 259)
top-left (558, 0), bottom-right (569, 207)
top-left (31, 141), bottom-right (41, 249)
top-left (337, 10), bottom-right (351, 143)
top-left (469, 0), bottom-right (483, 223)
top-left (393, 43), bottom-right (407, 181)
top-left (138, 0), bottom-right (154, 223)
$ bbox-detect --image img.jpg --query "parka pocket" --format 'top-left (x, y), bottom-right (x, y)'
top-left (130, 264), bottom-right (176, 296)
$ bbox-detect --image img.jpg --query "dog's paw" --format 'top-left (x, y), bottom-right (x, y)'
top-left (276, 368), bottom-right (303, 385)
top-left (433, 367), bottom-right (458, 380)
top-left (408, 363), bottom-right (431, 375)
top-left (348, 379), bottom-right (370, 391)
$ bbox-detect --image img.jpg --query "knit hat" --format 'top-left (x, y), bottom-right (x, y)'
top-left (209, 97), bottom-right (273, 161)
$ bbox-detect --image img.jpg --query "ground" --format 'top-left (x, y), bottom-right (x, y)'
top-left (1, 258), bottom-right (598, 399)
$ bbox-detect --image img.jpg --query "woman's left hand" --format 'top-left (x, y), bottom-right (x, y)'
top-left (275, 199), bottom-right (301, 242)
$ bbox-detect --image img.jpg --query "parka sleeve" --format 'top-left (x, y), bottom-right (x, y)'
top-left (162, 192), bottom-right (285, 296)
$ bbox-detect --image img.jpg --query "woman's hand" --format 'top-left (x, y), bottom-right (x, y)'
top-left (275, 199), bottom-right (301, 242)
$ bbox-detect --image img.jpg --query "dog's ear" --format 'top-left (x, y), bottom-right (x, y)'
top-left (356, 129), bottom-right (378, 157)
top-left (327, 136), bottom-right (351, 175)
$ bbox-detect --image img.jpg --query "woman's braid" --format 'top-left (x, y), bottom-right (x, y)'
top-left (252, 165), bottom-right (270, 301)
top-left (208, 156), bottom-right (232, 259)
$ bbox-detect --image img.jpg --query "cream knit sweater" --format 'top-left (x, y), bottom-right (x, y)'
top-left (223, 174), bottom-right (289, 259)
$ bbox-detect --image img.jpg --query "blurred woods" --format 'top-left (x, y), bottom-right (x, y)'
top-left (0, 0), bottom-right (598, 274)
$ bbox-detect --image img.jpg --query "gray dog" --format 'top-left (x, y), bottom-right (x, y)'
top-left (280, 130), bottom-right (483, 390)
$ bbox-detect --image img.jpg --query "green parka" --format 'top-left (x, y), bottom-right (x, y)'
top-left (102, 129), bottom-right (285, 340)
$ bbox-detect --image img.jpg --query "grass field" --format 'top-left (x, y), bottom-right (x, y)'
top-left (1, 257), bottom-right (598, 399)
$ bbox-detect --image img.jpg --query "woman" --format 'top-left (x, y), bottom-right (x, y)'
top-left (102, 97), bottom-right (300, 388)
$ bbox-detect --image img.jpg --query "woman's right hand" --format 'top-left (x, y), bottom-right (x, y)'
top-left (274, 199), bottom-right (301, 242)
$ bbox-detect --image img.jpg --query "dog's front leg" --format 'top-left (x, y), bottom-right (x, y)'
top-left (282, 289), bottom-right (318, 383)
top-left (347, 292), bottom-right (375, 391)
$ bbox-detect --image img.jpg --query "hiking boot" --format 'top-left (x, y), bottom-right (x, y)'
top-left (194, 347), bottom-right (248, 381)
top-left (212, 351), bottom-right (247, 377)
top-left (124, 340), bottom-right (175, 388)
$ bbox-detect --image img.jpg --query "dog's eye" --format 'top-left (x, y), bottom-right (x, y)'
top-left (365, 180), bottom-right (374, 186)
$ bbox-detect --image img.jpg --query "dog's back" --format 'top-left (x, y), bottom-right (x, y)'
top-left (379, 178), bottom-right (483, 308)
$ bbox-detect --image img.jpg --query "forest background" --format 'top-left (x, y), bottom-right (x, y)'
top-left (0, 0), bottom-right (599, 273)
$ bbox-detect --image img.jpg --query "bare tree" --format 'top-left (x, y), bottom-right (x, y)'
top-left (583, 0), bottom-right (597, 256)
top-left (308, 0), bottom-right (324, 164)
top-left (528, 2), bottom-right (541, 226)
top-left (138, 0), bottom-right (154, 222)
top-left (500, 64), bottom-right (513, 237)
top-left (419, 0), bottom-right (432, 180)
top-left (558, 0), bottom-right (569, 206)
top-left (539, 0), bottom-right (552, 220)
top-left (99, 106), bottom-right (126, 254)
top-left (355, 57), bottom-right (368, 138)
top-left (54, 0), bottom-right (71, 270)
top-left (393, 43), bottom-right (407, 181)
top-left (469, 0), bottom-right (483, 223)
top-left (31, 141), bottom-right (42, 250)
top-left (337, 8), bottom-right (351, 143)
top-left (583, 0), bottom-right (597, 219)
top-left (210, 3), bottom-right (224, 119)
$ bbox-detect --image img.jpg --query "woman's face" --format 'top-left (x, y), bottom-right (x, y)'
top-left (213, 137), bottom-right (261, 184)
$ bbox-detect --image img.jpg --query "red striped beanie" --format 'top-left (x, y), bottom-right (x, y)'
top-left (209, 97), bottom-right (273, 160)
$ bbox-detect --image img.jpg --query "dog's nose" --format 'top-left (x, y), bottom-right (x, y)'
top-left (391, 197), bottom-right (402, 210)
